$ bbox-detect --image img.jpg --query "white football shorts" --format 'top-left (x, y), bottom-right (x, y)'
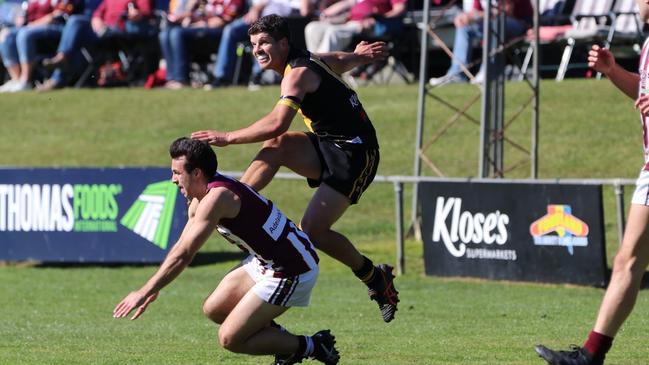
top-left (632, 169), bottom-right (649, 206)
top-left (242, 255), bottom-right (318, 307)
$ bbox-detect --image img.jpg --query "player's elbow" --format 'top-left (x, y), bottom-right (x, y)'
top-left (268, 119), bottom-right (291, 137)
top-left (169, 247), bottom-right (195, 268)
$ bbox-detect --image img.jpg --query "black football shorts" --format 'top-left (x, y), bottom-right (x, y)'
top-left (305, 132), bottom-right (379, 204)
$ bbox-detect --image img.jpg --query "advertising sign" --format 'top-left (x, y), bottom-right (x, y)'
top-left (419, 181), bottom-right (607, 286)
top-left (0, 168), bottom-right (186, 263)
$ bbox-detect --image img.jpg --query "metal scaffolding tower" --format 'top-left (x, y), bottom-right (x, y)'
top-left (410, 0), bottom-right (540, 237)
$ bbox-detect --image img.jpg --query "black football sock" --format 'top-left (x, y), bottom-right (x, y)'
top-left (296, 335), bottom-right (314, 357)
top-left (270, 320), bottom-right (287, 332)
top-left (353, 256), bottom-right (380, 288)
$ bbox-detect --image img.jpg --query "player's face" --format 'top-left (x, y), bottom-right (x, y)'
top-left (250, 32), bottom-right (288, 72)
top-left (171, 157), bottom-right (198, 199)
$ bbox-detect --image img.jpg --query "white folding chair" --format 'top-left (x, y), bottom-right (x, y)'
top-left (555, 0), bottom-right (616, 81)
top-left (606, 0), bottom-right (644, 52)
top-left (518, 0), bottom-right (570, 80)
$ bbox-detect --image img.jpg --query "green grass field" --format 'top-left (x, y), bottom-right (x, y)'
top-left (1, 80), bottom-right (649, 364)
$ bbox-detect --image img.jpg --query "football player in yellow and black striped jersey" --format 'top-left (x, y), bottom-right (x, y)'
top-left (192, 14), bottom-right (399, 332)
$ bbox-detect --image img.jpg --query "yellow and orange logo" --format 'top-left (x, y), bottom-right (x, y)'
top-left (530, 205), bottom-right (589, 255)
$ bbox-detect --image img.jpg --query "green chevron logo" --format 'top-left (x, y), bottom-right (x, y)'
top-left (120, 181), bottom-right (178, 249)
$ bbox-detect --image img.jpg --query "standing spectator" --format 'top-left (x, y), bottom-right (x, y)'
top-left (37, 0), bottom-right (154, 90)
top-left (0, 0), bottom-right (78, 92)
top-left (158, 0), bottom-right (243, 89)
top-left (208, 0), bottom-right (316, 88)
top-left (535, 2), bottom-right (649, 365)
top-left (428, 0), bottom-right (532, 86)
top-left (303, 0), bottom-right (406, 53)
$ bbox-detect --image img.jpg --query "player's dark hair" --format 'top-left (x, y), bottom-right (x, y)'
top-left (248, 14), bottom-right (291, 43)
top-left (169, 137), bottom-right (218, 179)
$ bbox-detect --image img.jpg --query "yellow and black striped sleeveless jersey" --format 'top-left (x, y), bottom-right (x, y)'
top-left (283, 48), bottom-right (379, 148)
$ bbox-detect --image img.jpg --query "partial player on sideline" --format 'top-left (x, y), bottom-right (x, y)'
top-left (536, 1), bottom-right (649, 364)
top-left (192, 14), bottom-right (399, 323)
top-left (113, 137), bottom-right (339, 365)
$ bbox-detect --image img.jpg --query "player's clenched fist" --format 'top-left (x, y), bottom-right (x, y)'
top-left (588, 44), bottom-right (615, 75)
top-left (635, 95), bottom-right (649, 116)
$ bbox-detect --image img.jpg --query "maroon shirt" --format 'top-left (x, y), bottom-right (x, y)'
top-left (26, 0), bottom-right (56, 23)
top-left (93, 0), bottom-right (152, 29)
top-left (349, 0), bottom-right (407, 21)
top-left (208, 174), bottom-right (319, 278)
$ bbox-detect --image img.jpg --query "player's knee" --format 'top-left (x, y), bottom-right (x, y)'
top-left (299, 218), bottom-right (327, 242)
top-left (258, 135), bottom-right (291, 160)
top-left (217, 328), bottom-right (243, 352)
top-left (202, 302), bottom-right (226, 324)
top-left (263, 133), bottom-right (291, 148)
top-left (254, 143), bottom-right (282, 166)
top-left (612, 250), bottom-right (638, 276)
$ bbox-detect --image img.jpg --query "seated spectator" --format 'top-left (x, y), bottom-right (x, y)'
top-left (304, 0), bottom-right (406, 53)
top-left (159, 0), bottom-right (243, 89)
top-left (0, 0), bottom-right (78, 92)
top-left (208, 0), bottom-right (316, 88)
top-left (0, 0), bottom-right (22, 32)
top-left (316, 0), bottom-right (355, 25)
top-left (38, 0), bottom-right (154, 91)
top-left (428, 0), bottom-right (532, 86)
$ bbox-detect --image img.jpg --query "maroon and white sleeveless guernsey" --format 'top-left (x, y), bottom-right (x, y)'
top-left (207, 173), bottom-right (319, 278)
top-left (639, 37), bottom-right (649, 170)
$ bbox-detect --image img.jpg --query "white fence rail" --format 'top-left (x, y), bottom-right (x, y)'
top-left (223, 171), bottom-right (636, 275)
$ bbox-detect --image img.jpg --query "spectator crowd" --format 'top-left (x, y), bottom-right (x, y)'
top-left (0, 0), bottom-right (574, 92)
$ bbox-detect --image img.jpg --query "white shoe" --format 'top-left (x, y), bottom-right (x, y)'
top-left (0, 80), bottom-right (19, 92)
top-left (428, 74), bottom-right (466, 87)
top-left (470, 69), bottom-right (484, 85)
top-left (8, 81), bottom-right (32, 92)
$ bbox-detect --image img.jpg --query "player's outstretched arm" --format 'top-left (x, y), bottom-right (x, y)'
top-left (192, 104), bottom-right (296, 146)
top-left (113, 192), bottom-right (233, 320)
top-left (589, 44), bottom-right (640, 100)
top-left (317, 41), bottom-right (389, 74)
top-left (192, 71), bottom-right (314, 146)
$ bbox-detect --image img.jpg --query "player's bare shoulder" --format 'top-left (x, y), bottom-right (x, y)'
top-left (201, 186), bottom-right (241, 220)
top-left (283, 64), bottom-right (320, 94)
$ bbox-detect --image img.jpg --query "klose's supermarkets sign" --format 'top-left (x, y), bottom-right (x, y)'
top-left (0, 168), bottom-right (186, 263)
top-left (419, 181), bottom-right (607, 286)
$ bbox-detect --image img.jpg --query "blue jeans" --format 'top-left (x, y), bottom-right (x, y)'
top-left (51, 14), bottom-right (153, 85)
top-left (446, 16), bottom-right (529, 78)
top-left (0, 24), bottom-right (63, 67)
top-left (159, 25), bottom-right (221, 83)
top-left (212, 17), bottom-right (259, 83)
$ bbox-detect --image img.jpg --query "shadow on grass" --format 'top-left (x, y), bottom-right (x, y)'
top-left (1, 251), bottom-right (246, 268)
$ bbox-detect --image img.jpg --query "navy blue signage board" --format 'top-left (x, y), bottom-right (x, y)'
top-left (419, 181), bottom-right (607, 286)
top-left (0, 168), bottom-right (186, 263)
